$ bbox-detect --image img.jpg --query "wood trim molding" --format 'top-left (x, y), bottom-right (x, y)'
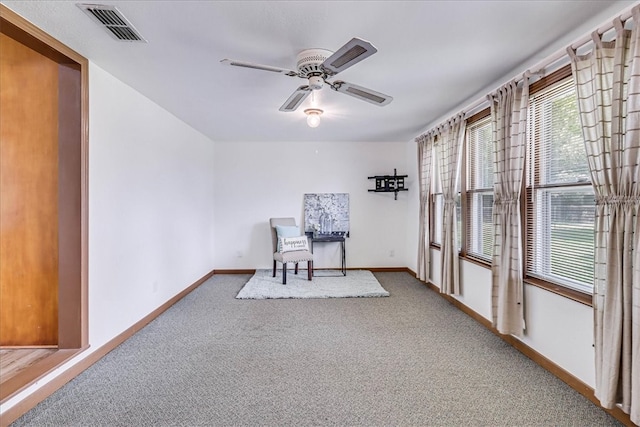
top-left (212, 268), bottom-right (414, 275)
top-left (465, 107), bottom-right (491, 126)
top-left (212, 269), bottom-right (256, 275)
top-left (0, 269), bottom-right (215, 426)
top-left (363, 267), bottom-right (412, 273)
top-left (79, 31), bottom-right (90, 350)
top-left (414, 276), bottom-right (634, 427)
top-left (524, 276), bottom-right (592, 306)
top-left (0, 5), bottom-right (86, 66)
top-left (529, 64), bottom-right (572, 94)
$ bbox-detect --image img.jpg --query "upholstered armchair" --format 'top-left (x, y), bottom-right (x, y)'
top-left (270, 217), bottom-right (313, 284)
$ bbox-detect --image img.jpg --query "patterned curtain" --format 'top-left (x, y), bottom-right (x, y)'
top-left (437, 114), bottom-right (465, 295)
top-left (416, 134), bottom-right (434, 282)
top-left (568, 7), bottom-right (640, 424)
top-left (490, 79), bottom-right (529, 336)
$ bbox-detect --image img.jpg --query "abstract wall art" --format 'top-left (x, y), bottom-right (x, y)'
top-left (303, 193), bottom-right (350, 235)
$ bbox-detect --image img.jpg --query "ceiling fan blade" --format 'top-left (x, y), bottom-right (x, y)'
top-left (220, 59), bottom-right (298, 77)
top-left (321, 38), bottom-right (377, 76)
top-left (331, 80), bottom-right (393, 106)
top-left (279, 86), bottom-right (312, 112)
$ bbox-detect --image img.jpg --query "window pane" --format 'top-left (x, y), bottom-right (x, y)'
top-left (466, 115), bottom-right (493, 259)
top-left (528, 187), bottom-right (595, 291)
top-left (431, 151), bottom-right (443, 245)
top-left (529, 79), bottom-right (590, 186)
top-left (456, 193), bottom-right (462, 250)
top-left (469, 192), bottom-right (493, 259)
top-left (432, 151), bottom-right (442, 194)
top-left (467, 117), bottom-right (494, 190)
top-left (433, 194), bottom-right (443, 245)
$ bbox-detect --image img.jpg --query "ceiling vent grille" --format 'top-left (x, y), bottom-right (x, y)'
top-left (77, 4), bottom-right (147, 42)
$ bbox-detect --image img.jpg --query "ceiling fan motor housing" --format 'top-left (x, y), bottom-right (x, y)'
top-left (297, 48), bottom-right (332, 79)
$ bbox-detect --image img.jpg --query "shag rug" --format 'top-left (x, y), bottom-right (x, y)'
top-left (236, 269), bottom-right (390, 299)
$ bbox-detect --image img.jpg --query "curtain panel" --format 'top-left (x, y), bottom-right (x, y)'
top-left (416, 134), bottom-right (434, 282)
top-left (568, 7), bottom-right (640, 423)
top-left (437, 114), bottom-right (465, 295)
top-left (489, 79), bottom-right (529, 336)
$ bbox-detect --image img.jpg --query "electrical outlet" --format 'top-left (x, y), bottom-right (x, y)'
top-left (236, 250), bottom-right (243, 258)
top-left (389, 249), bottom-right (395, 258)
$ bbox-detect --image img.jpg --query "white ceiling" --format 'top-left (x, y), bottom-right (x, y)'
top-left (3, 1), bottom-right (637, 143)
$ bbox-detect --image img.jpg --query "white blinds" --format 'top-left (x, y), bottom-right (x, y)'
top-left (466, 116), bottom-right (493, 259)
top-left (526, 77), bottom-right (595, 293)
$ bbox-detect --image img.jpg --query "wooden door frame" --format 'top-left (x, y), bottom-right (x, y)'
top-left (0, 3), bottom-right (88, 400)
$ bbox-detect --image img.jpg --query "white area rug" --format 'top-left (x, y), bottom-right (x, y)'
top-left (236, 269), bottom-right (390, 299)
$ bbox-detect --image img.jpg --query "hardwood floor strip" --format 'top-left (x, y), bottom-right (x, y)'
top-left (0, 349), bottom-right (56, 383)
top-left (0, 349), bottom-right (82, 403)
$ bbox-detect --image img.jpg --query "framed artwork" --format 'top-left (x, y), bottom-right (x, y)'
top-left (304, 193), bottom-right (349, 235)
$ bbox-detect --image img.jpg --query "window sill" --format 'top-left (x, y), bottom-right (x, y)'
top-left (524, 276), bottom-right (592, 306)
top-left (460, 254), bottom-right (491, 268)
top-left (430, 247), bottom-right (593, 306)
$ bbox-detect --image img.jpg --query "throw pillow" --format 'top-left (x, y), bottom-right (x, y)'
top-left (275, 225), bottom-right (299, 251)
top-left (279, 236), bottom-right (309, 253)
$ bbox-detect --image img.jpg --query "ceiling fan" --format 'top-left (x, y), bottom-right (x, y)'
top-left (221, 37), bottom-right (393, 112)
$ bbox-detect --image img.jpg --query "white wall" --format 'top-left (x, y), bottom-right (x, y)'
top-left (87, 63), bottom-right (216, 346)
top-left (213, 140), bottom-right (409, 270)
top-left (520, 285), bottom-right (595, 384)
top-left (0, 62), bottom-right (216, 414)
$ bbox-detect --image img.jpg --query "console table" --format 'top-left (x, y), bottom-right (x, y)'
top-left (308, 233), bottom-right (346, 276)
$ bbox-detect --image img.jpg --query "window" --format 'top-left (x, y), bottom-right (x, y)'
top-left (431, 150), bottom-right (443, 245)
top-left (465, 115), bottom-right (493, 260)
top-left (526, 75), bottom-right (594, 294)
top-left (424, 66), bottom-right (595, 301)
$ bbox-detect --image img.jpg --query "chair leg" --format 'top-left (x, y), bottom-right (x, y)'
top-left (295, 262), bottom-right (299, 275)
top-left (282, 263), bottom-right (287, 285)
top-left (273, 260), bottom-right (276, 277)
top-left (307, 260), bottom-right (312, 280)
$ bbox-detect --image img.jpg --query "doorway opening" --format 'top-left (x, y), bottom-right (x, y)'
top-left (0, 4), bottom-right (88, 404)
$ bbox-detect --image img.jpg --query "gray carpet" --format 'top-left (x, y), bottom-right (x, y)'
top-left (12, 272), bottom-right (621, 426)
top-left (236, 269), bottom-right (389, 299)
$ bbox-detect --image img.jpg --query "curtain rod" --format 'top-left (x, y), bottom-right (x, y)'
top-left (414, 2), bottom-right (638, 140)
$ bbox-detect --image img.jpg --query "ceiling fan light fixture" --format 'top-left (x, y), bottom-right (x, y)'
top-left (308, 75), bottom-right (324, 90)
top-left (223, 37), bottom-right (393, 114)
top-left (304, 108), bottom-right (323, 128)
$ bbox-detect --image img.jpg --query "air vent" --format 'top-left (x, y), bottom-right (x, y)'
top-left (77, 4), bottom-right (147, 42)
